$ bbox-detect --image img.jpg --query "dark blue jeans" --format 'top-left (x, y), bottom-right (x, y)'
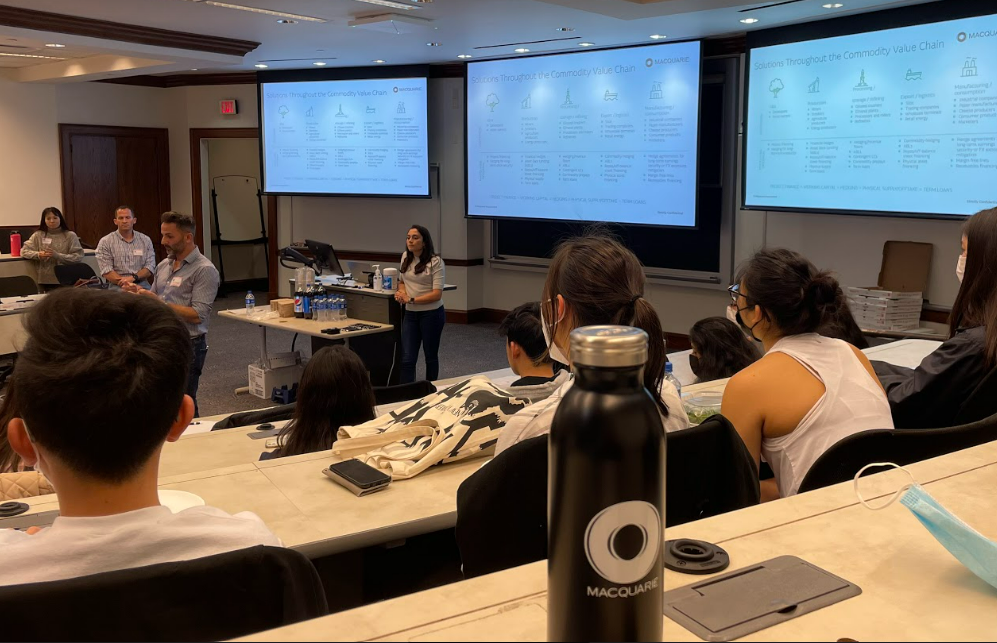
top-left (400, 306), bottom-right (445, 383)
top-left (187, 334), bottom-right (208, 417)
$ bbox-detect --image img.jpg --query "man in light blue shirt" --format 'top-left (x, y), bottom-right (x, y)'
top-left (124, 211), bottom-right (219, 416)
top-left (96, 206), bottom-right (156, 288)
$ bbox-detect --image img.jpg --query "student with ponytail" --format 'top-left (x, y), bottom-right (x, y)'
top-left (722, 248), bottom-right (893, 500)
top-left (494, 233), bottom-right (688, 456)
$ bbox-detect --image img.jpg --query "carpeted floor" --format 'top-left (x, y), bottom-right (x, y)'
top-left (197, 293), bottom-right (510, 417)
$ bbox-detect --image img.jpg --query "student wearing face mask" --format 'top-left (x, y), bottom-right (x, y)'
top-left (873, 207), bottom-right (997, 429)
top-left (722, 248), bottom-right (893, 500)
top-left (687, 317), bottom-right (760, 383)
top-left (493, 234), bottom-right (688, 456)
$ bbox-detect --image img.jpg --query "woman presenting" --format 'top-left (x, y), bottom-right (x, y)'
top-left (21, 207), bottom-right (83, 291)
top-left (395, 225), bottom-right (445, 383)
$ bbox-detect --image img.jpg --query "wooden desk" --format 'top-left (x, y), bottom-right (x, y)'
top-left (238, 439), bottom-right (997, 642)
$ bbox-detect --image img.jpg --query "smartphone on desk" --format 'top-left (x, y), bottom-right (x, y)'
top-left (323, 459), bottom-right (391, 497)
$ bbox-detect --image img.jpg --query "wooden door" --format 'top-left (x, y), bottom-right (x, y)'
top-left (60, 125), bottom-right (170, 261)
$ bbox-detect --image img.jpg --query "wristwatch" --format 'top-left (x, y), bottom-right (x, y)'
top-left (408, 296), bottom-right (415, 304)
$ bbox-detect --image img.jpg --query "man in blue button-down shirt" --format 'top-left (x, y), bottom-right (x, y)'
top-left (123, 211), bottom-right (219, 416)
top-left (96, 206), bottom-right (157, 288)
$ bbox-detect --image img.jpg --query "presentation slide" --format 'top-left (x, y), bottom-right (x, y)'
top-left (260, 78), bottom-right (429, 196)
top-left (745, 13), bottom-right (997, 216)
top-left (466, 41), bottom-right (701, 227)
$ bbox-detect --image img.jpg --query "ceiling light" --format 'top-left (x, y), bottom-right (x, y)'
top-left (740, 18), bottom-right (759, 24)
top-left (822, 3), bottom-right (844, 7)
top-left (255, 63), bottom-right (268, 68)
top-left (276, 19), bottom-right (296, 24)
top-left (514, 48), bottom-right (530, 53)
top-left (352, 0), bottom-right (419, 10)
top-left (181, 0), bottom-right (326, 22)
top-left (44, 43), bottom-right (65, 48)
top-left (457, 54), bottom-right (472, 59)
top-left (0, 52), bottom-right (65, 60)
top-left (313, 61), bottom-right (326, 66)
top-left (426, 42), bottom-right (441, 46)
top-left (649, 34), bottom-right (667, 40)
top-left (579, 42), bottom-right (594, 47)
top-left (556, 27), bottom-right (574, 32)
top-left (373, 59), bottom-right (386, 64)
top-left (190, 68), bottom-right (198, 71)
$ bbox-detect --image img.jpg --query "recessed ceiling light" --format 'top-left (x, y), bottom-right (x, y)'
top-left (255, 63), bottom-right (268, 68)
top-left (740, 18), bottom-right (759, 24)
top-left (190, 68), bottom-right (198, 71)
top-left (556, 27), bottom-right (574, 32)
top-left (457, 54), bottom-right (472, 59)
top-left (276, 19), bottom-right (296, 24)
top-left (649, 34), bottom-right (667, 40)
top-left (313, 61), bottom-right (326, 66)
top-left (579, 42), bottom-right (595, 47)
top-left (822, 3), bottom-right (844, 7)
top-left (353, 0), bottom-right (419, 10)
top-left (514, 48), bottom-right (530, 53)
top-left (180, 1), bottom-right (326, 22)
top-left (44, 43), bottom-right (65, 48)
top-left (426, 42), bottom-right (441, 46)
top-left (372, 59), bottom-right (386, 64)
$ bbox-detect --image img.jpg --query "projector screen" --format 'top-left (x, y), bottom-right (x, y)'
top-left (466, 40), bottom-right (702, 227)
top-left (744, 12), bottom-right (997, 217)
top-left (260, 77), bottom-right (429, 196)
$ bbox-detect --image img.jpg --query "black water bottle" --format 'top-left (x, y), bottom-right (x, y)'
top-left (548, 325), bottom-right (666, 642)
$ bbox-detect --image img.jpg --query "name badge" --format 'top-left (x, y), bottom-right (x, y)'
top-left (170, 276), bottom-right (183, 287)
top-left (42, 238), bottom-right (52, 246)
top-left (132, 249), bottom-right (144, 256)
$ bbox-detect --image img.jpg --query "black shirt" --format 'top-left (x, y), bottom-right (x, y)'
top-left (510, 374), bottom-right (558, 387)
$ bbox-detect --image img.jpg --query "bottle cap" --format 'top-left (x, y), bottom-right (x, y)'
top-left (569, 325), bottom-right (648, 368)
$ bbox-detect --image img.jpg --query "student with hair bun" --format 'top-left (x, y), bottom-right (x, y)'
top-left (722, 248), bottom-right (893, 500)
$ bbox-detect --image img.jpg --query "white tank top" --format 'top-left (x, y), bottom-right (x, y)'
top-left (761, 334), bottom-right (894, 497)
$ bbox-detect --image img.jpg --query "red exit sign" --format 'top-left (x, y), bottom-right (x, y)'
top-left (219, 99), bottom-right (239, 115)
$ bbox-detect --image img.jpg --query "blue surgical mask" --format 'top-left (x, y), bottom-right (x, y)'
top-left (855, 462), bottom-right (997, 591)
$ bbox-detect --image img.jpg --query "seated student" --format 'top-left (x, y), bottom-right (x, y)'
top-left (874, 207), bottom-right (997, 428)
top-left (0, 379), bottom-right (23, 474)
top-left (722, 248), bottom-right (893, 500)
top-left (494, 234), bottom-right (688, 456)
top-left (0, 288), bottom-right (281, 586)
top-left (688, 317), bottom-right (760, 383)
top-left (498, 302), bottom-right (569, 393)
top-left (262, 346), bottom-right (376, 460)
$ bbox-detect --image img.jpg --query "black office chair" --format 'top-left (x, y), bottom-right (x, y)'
top-left (954, 366), bottom-right (997, 426)
top-left (0, 545), bottom-right (328, 642)
top-left (455, 415), bottom-right (759, 579)
top-left (798, 411), bottom-right (997, 494)
top-left (373, 379), bottom-right (436, 406)
top-left (212, 403), bottom-right (296, 431)
top-left (54, 262), bottom-right (98, 286)
top-left (0, 275), bottom-right (38, 298)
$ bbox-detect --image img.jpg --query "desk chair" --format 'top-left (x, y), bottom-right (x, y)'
top-left (798, 412), bottom-right (997, 493)
top-left (0, 275), bottom-right (38, 298)
top-left (54, 262), bottom-right (98, 286)
top-left (954, 366), bottom-right (997, 426)
top-left (0, 545), bottom-right (327, 642)
top-left (455, 415), bottom-right (759, 579)
top-left (373, 379), bottom-right (436, 406)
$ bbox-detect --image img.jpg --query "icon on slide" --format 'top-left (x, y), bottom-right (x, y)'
top-left (486, 93), bottom-right (500, 112)
top-left (397, 101), bottom-right (407, 114)
top-left (905, 69), bottom-right (923, 81)
top-left (366, 106), bottom-right (376, 114)
top-left (561, 89), bottom-right (574, 107)
top-left (305, 106), bottom-right (314, 117)
top-left (335, 104), bottom-right (347, 118)
top-left (957, 32), bottom-right (967, 43)
top-left (278, 105), bottom-right (289, 119)
top-left (961, 58), bottom-right (978, 78)
top-left (808, 77), bottom-right (820, 94)
top-left (649, 82), bottom-right (663, 99)
top-left (521, 94), bottom-right (532, 109)
top-left (855, 70), bottom-right (869, 88)
top-left (769, 78), bottom-right (784, 98)
top-left (604, 90), bottom-right (618, 101)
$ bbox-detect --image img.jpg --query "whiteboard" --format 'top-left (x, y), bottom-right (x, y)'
top-left (213, 175), bottom-right (264, 242)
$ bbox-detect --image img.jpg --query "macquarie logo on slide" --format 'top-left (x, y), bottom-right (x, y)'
top-left (957, 29), bottom-right (997, 42)
top-left (645, 55), bottom-right (693, 68)
top-left (394, 85), bottom-right (423, 93)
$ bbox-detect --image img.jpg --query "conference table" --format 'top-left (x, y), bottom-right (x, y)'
top-left (239, 438), bottom-right (997, 641)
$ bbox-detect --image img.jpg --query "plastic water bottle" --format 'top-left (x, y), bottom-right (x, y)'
top-left (664, 361), bottom-right (682, 398)
top-left (315, 295), bottom-right (325, 322)
top-left (245, 291), bottom-right (256, 316)
top-left (339, 295), bottom-right (348, 321)
top-left (548, 326), bottom-right (665, 642)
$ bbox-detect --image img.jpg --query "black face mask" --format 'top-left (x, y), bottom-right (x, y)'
top-left (689, 354), bottom-right (701, 377)
top-left (736, 307), bottom-right (763, 343)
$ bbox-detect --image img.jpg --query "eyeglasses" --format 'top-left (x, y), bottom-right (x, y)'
top-left (727, 283), bottom-right (741, 305)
